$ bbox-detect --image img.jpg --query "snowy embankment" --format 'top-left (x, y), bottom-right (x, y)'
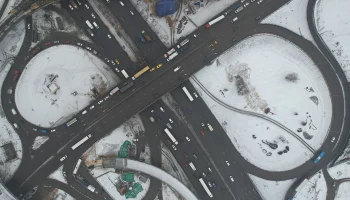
top-left (336, 182), bottom-right (350, 200)
top-left (328, 161), bottom-right (350, 180)
top-left (314, 0), bottom-right (350, 81)
top-left (0, 0), bottom-right (20, 21)
top-left (15, 45), bottom-right (119, 128)
top-left (262, 0), bottom-right (316, 45)
top-left (131, 0), bottom-right (236, 47)
top-left (0, 20), bottom-right (25, 183)
top-left (293, 171), bottom-right (327, 200)
top-left (249, 174), bottom-right (295, 200)
top-left (48, 165), bottom-right (67, 184)
top-left (191, 34), bottom-right (331, 171)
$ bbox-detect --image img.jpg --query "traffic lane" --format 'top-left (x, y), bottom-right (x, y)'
top-left (170, 83), bottom-right (262, 200)
top-left (64, 1), bottom-right (138, 74)
top-left (105, 0), bottom-right (167, 61)
top-left (147, 101), bottom-right (234, 198)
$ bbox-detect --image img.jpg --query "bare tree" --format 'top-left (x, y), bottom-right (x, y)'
top-left (285, 73), bottom-right (299, 82)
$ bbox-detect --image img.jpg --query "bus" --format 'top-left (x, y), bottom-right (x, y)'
top-left (199, 178), bottom-right (213, 198)
top-left (182, 86), bottom-right (194, 102)
top-left (71, 134), bottom-right (93, 150)
top-left (132, 66), bottom-right (150, 80)
top-left (164, 48), bottom-right (176, 58)
top-left (109, 86), bottom-right (120, 95)
top-left (73, 159), bottom-right (82, 175)
top-left (85, 20), bottom-right (94, 30)
top-left (65, 118), bottom-right (77, 127)
top-left (121, 69), bottom-right (129, 78)
top-left (164, 128), bottom-right (178, 145)
top-left (177, 38), bottom-right (190, 48)
top-left (205, 15), bottom-right (225, 28)
top-left (189, 162), bottom-right (196, 171)
top-left (313, 151), bottom-right (325, 164)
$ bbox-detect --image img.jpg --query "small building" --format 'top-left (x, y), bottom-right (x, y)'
top-left (139, 174), bottom-right (149, 183)
top-left (156, 0), bottom-right (177, 17)
top-left (1, 143), bottom-right (17, 162)
top-left (55, 17), bottom-right (64, 30)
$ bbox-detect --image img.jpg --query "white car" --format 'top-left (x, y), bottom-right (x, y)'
top-left (53, 40), bottom-right (59, 44)
top-left (82, 110), bottom-right (87, 114)
top-left (90, 105), bottom-right (95, 109)
top-left (86, 47), bottom-right (91, 50)
top-left (160, 107), bottom-right (165, 112)
top-left (257, 0), bottom-right (263, 4)
top-left (169, 118), bottom-right (173, 123)
top-left (33, 128), bottom-right (37, 131)
top-left (193, 92), bottom-right (198, 98)
top-left (202, 172), bottom-right (206, 177)
top-left (51, 129), bottom-right (56, 132)
top-left (251, 0), bottom-right (256, 2)
top-left (107, 34), bottom-right (112, 39)
top-left (104, 95), bottom-right (110, 100)
top-left (60, 155), bottom-right (67, 162)
top-left (130, 11), bottom-right (134, 15)
top-left (115, 68), bottom-right (120, 72)
top-left (98, 100), bottom-right (103, 104)
top-left (241, 0), bottom-right (246, 2)
top-left (91, 13), bottom-right (95, 18)
top-left (208, 182), bottom-right (212, 187)
top-left (85, 4), bottom-right (90, 9)
top-left (120, 1), bottom-right (124, 6)
top-left (172, 145), bottom-right (177, 151)
top-left (208, 167), bottom-right (212, 172)
top-left (231, 17), bottom-right (238, 23)
top-left (244, 2), bottom-right (249, 7)
top-left (106, 0), bottom-right (110, 3)
top-left (230, 176), bottom-right (234, 182)
top-left (77, 43), bottom-right (82, 46)
top-left (174, 66), bottom-right (181, 72)
top-left (111, 61), bottom-right (115, 65)
top-left (27, 24), bottom-right (31, 29)
top-left (331, 137), bottom-right (336, 142)
top-left (226, 160), bottom-right (230, 166)
top-left (68, 4), bottom-right (74, 10)
top-left (186, 137), bottom-right (190, 141)
top-left (105, 58), bottom-right (110, 63)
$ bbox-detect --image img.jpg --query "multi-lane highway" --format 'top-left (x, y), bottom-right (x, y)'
top-left (1, 0), bottom-right (350, 199)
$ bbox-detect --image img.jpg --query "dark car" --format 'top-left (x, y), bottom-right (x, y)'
top-left (255, 16), bottom-right (262, 21)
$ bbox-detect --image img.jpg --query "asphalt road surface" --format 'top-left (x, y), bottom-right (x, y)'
top-left (3, 0), bottom-right (350, 199)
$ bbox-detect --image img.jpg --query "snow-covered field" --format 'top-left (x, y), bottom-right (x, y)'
top-left (293, 171), bottom-right (327, 200)
top-left (190, 34), bottom-right (330, 171)
top-left (131, 0), bottom-right (236, 47)
top-left (336, 182), bottom-right (350, 200)
top-left (32, 4), bottom-right (90, 43)
top-left (262, 0), bottom-right (316, 44)
top-left (32, 136), bottom-right (49, 150)
top-left (328, 161), bottom-right (350, 180)
top-left (0, 20), bottom-right (25, 183)
top-left (0, 0), bottom-right (20, 21)
top-left (46, 188), bottom-right (75, 200)
top-left (249, 174), bottom-right (295, 200)
top-left (48, 165), bottom-right (67, 184)
top-left (83, 115), bottom-right (142, 161)
top-left (15, 45), bottom-right (120, 128)
top-left (315, 0), bottom-right (350, 81)
top-left (162, 182), bottom-right (180, 200)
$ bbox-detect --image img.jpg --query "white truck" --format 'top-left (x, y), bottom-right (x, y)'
top-left (85, 20), bottom-right (94, 30)
top-left (189, 162), bottom-right (196, 171)
top-left (166, 52), bottom-right (179, 61)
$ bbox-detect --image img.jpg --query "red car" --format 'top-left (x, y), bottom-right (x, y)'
top-left (183, 152), bottom-right (188, 158)
top-left (201, 131), bottom-right (205, 136)
top-left (64, 40), bottom-right (70, 44)
top-left (184, 161), bottom-right (188, 166)
top-left (44, 42), bottom-right (51, 46)
top-left (13, 70), bottom-right (20, 81)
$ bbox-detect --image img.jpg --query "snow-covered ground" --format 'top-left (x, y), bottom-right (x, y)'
top-left (96, 171), bottom-right (150, 200)
top-left (315, 0), bottom-right (350, 81)
top-left (190, 34), bottom-right (330, 171)
top-left (83, 115), bottom-right (142, 161)
top-left (0, 20), bottom-right (26, 183)
top-left (328, 161), bottom-right (350, 180)
top-left (293, 171), bottom-right (327, 200)
top-left (32, 4), bottom-right (90, 44)
top-left (336, 182), bottom-right (350, 200)
top-left (162, 182), bottom-right (180, 200)
top-left (0, 0), bottom-right (20, 21)
top-left (15, 45), bottom-right (120, 128)
top-left (131, 0), bottom-right (236, 47)
top-left (45, 188), bottom-right (76, 200)
top-left (262, 0), bottom-right (316, 45)
top-left (48, 165), bottom-right (67, 184)
top-left (249, 174), bottom-right (295, 200)
top-left (32, 136), bottom-right (49, 150)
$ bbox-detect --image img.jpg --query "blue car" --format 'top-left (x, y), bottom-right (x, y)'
top-left (41, 129), bottom-right (47, 133)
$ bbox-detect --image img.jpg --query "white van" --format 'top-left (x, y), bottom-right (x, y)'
top-left (93, 22), bottom-right (99, 29)
top-left (189, 162), bottom-right (196, 171)
top-left (13, 123), bottom-right (19, 129)
top-left (60, 155), bottom-right (67, 162)
top-left (231, 17), bottom-right (238, 23)
top-left (11, 108), bottom-right (17, 115)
